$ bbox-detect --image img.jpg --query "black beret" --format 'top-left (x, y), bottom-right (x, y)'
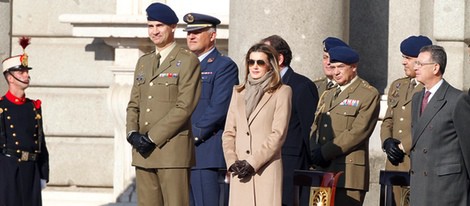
top-left (400, 35), bottom-right (432, 57)
top-left (146, 3), bottom-right (179, 25)
top-left (323, 37), bottom-right (349, 52)
top-left (183, 13), bottom-right (221, 32)
top-left (329, 46), bottom-right (359, 64)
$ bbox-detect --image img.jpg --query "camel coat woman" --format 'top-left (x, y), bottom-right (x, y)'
top-left (222, 85), bottom-right (292, 206)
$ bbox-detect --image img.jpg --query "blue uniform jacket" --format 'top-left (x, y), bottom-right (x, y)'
top-left (191, 48), bottom-right (239, 169)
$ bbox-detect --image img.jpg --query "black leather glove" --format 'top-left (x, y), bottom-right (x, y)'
top-left (383, 138), bottom-right (405, 166)
top-left (237, 160), bottom-right (255, 179)
top-left (228, 161), bottom-right (242, 176)
top-left (127, 132), bottom-right (156, 155)
top-left (311, 148), bottom-right (331, 168)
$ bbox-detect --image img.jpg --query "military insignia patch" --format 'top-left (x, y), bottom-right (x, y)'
top-left (340, 99), bottom-right (360, 107)
top-left (136, 71), bottom-right (145, 82)
top-left (207, 58), bottom-right (214, 63)
top-left (159, 73), bottom-right (179, 78)
top-left (176, 60), bottom-right (182, 67)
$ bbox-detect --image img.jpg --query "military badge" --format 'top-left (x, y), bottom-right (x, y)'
top-left (207, 58), bottom-right (214, 63)
top-left (340, 99), bottom-right (360, 107)
top-left (185, 14), bottom-right (194, 23)
top-left (176, 60), bottom-right (182, 67)
top-left (136, 71), bottom-right (145, 83)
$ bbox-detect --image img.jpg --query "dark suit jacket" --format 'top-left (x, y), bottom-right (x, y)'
top-left (453, 90), bottom-right (470, 179)
top-left (281, 67), bottom-right (318, 158)
top-left (191, 48), bottom-right (239, 169)
top-left (410, 80), bottom-right (468, 206)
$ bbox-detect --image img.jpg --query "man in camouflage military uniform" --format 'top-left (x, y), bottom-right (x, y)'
top-left (380, 35), bottom-right (431, 206)
top-left (310, 46), bottom-right (380, 206)
top-left (126, 3), bottom-right (201, 206)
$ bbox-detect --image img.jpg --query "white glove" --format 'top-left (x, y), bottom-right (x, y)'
top-left (40, 179), bottom-right (47, 190)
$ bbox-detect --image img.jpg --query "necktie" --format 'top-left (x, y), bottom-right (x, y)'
top-left (420, 91), bottom-right (431, 115)
top-left (326, 81), bottom-right (335, 90)
top-left (333, 86), bottom-right (341, 101)
top-left (407, 79), bottom-right (417, 98)
top-left (154, 53), bottom-right (161, 75)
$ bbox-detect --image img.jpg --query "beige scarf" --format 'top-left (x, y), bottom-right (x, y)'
top-left (244, 71), bottom-right (273, 118)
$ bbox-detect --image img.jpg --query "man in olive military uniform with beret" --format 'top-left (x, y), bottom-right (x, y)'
top-left (183, 12), bottom-right (239, 206)
top-left (380, 35), bottom-right (431, 206)
top-left (126, 3), bottom-right (201, 206)
top-left (314, 37), bottom-right (350, 98)
top-left (310, 46), bottom-right (380, 206)
top-left (0, 37), bottom-right (49, 206)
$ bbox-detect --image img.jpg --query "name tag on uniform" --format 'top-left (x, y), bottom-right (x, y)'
top-left (158, 73), bottom-right (179, 78)
top-left (340, 99), bottom-right (360, 107)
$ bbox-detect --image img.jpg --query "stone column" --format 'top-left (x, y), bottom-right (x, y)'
top-left (433, 0), bottom-right (468, 90)
top-left (105, 38), bottom-right (152, 199)
top-left (0, 0), bottom-right (11, 94)
top-left (387, 0), bottom-right (423, 92)
top-left (228, 0), bottom-right (349, 80)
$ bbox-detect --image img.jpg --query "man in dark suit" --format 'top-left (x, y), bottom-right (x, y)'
top-left (183, 13), bottom-right (239, 206)
top-left (126, 3), bottom-right (201, 206)
top-left (410, 45), bottom-right (468, 206)
top-left (380, 35), bottom-right (431, 206)
top-left (453, 38), bottom-right (470, 193)
top-left (261, 35), bottom-right (319, 206)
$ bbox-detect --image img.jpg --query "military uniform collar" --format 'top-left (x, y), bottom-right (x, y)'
top-left (5, 90), bottom-right (26, 105)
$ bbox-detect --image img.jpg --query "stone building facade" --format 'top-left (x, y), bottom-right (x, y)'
top-left (0, 0), bottom-right (468, 205)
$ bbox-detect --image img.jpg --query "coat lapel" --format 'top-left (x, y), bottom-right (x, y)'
top-left (328, 78), bottom-right (361, 111)
top-left (248, 92), bottom-right (273, 126)
top-left (412, 81), bottom-right (449, 146)
top-left (281, 67), bottom-right (293, 84)
top-left (200, 49), bottom-right (219, 72)
top-left (152, 47), bottom-right (179, 80)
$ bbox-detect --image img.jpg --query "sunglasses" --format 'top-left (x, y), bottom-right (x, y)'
top-left (248, 59), bottom-right (267, 66)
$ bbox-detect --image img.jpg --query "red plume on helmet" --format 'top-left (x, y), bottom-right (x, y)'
top-left (18, 36), bottom-right (31, 67)
top-left (19, 36), bottom-right (31, 51)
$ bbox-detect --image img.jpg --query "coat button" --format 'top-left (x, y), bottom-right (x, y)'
top-left (246, 132), bottom-right (249, 136)
top-left (10, 124), bottom-right (14, 128)
top-left (423, 149), bottom-right (427, 153)
top-left (398, 130), bottom-right (402, 133)
top-left (323, 124), bottom-right (328, 127)
top-left (424, 171), bottom-right (428, 176)
top-left (326, 112), bottom-right (331, 115)
top-left (194, 137), bottom-right (199, 141)
top-left (402, 106), bottom-right (406, 110)
top-left (400, 118), bottom-right (404, 121)
top-left (149, 82), bottom-right (154, 86)
top-left (165, 82), bottom-right (169, 86)
top-left (246, 150), bottom-right (250, 154)
top-left (146, 108), bottom-right (151, 112)
top-left (144, 122), bottom-right (149, 125)
top-left (410, 170), bottom-right (414, 174)
top-left (15, 141), bottom-right (19, 145)
top-left (148, 96), bottom-right (153, 99)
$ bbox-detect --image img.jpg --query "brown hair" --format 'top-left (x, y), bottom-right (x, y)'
top-left (237, 43), bottom-right (282, 93)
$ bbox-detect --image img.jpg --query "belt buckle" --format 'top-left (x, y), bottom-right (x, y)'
top-left (21, 151), bottom-right (29, 161)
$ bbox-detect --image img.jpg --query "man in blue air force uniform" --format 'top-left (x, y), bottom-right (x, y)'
top-left (184, 12), bottom-right (239, 206)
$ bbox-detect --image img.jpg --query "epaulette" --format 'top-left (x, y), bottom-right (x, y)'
top-left (313, 76), bottom-right (326, 82)
top-left (142, 50), bottom-right (155, 57)
top-left (32, 99), bottom-right (42, 109)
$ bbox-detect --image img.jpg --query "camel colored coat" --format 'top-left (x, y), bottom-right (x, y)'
top-left (223, 85), bottom-right (292, 206)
